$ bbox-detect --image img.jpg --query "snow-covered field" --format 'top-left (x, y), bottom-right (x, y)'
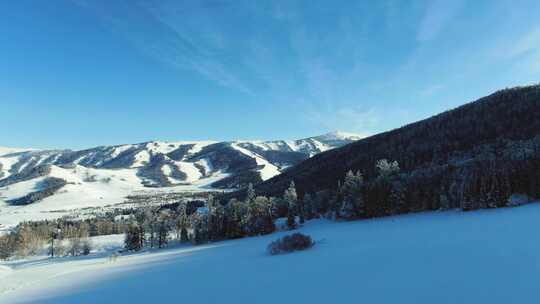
top-left (1, 204), bottom-right (540, 304)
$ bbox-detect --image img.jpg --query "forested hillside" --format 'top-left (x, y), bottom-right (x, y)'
top-left (250, 84), bottom-right (540, 215)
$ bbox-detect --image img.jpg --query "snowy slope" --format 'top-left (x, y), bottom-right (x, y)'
top-left (230, 143), bottom-right (281, 180)
top-left (0, 164), bottom-right (229, 231)
top-left (1, 204), bottom-right (540, 303)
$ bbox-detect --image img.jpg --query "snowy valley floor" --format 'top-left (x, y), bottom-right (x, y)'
top-left (2, 204), bottom-right (540, 303)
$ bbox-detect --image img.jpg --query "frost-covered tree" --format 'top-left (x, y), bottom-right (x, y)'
top-left (283, 181), bottom-right (298, 229)
top-left (376, 159), bottom-right (400, 178)
top-left (245, 196), bottom-right (275, 235)
top-left (143, 207), bottom-right (161, 248)
top-left (339, 170), bottom-right (364, 218)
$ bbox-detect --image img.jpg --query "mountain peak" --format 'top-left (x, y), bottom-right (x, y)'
top-left (313, 131), bottom-right (363, 142)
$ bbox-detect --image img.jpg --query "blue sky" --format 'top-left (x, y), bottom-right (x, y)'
top-left (1, 0), bottom-right (540, 149)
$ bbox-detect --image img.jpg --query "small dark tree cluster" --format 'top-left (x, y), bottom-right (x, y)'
top-left (267, 233), bottom-right (314, 255)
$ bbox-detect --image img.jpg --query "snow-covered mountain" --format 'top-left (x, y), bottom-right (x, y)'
top-left (0, 132), bottom-right (360, 209)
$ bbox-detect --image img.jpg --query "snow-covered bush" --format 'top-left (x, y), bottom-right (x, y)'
top-left (267, 233), bottom-right (314, 255)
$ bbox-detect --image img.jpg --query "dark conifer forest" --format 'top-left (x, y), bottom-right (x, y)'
top-left (250, 84), bottom-right (540, 214)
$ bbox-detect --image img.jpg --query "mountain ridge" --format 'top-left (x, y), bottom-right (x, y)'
top-left (0, 131), bottom-right (360, 207)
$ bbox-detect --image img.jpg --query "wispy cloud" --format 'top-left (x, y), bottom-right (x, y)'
top-left (417, 0), bottom-right (464, 42)
top-left (506, 27), bottom-right (540, 73)
top-left (508, 27), bottom-right (540, 57)
top-left (72, 0), bottom-right (253, 94)
top-left (492, 26), bottom-right (540, 74)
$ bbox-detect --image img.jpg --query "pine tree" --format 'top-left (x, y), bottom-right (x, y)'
top-left (283, 181), bottom-right (298, 229)
top-left (124, 223), bottom-right (143, 251)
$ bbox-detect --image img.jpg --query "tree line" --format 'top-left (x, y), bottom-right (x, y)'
top-left (2, 146), bottom-right (538, 259)
top-left (0, 221), bottom-right (91, 259)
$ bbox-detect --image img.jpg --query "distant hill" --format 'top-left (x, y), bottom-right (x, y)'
top-left (0, 132), bottom-right (360, 206)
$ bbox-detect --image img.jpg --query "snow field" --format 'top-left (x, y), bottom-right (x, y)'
top-left (1, 203), bottom-right (540, 303)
